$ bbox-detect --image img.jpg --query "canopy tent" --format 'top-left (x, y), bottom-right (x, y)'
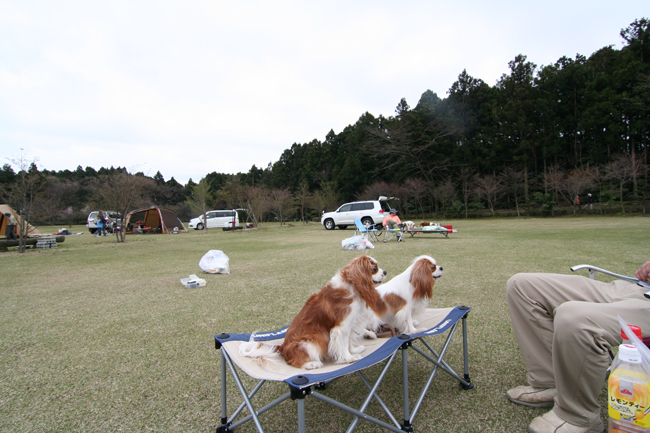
top-left (0, 204), bottom-right (42, 237)
top-left (124, 207), bottom-right (186, 234)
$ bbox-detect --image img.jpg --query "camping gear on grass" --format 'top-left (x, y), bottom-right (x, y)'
top-left (180, 274), bottom-right (207, 289)
top-left (199, 250), bottom-right (230, 274)
top-left (341, 235), bottom-right (374, 250)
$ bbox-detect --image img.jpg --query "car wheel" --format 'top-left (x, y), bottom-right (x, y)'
top-left (196, 223), bottom-right (204, 230)
top-left (361, 217), bottom-right (373, 227)
top-left (89, 228), bottom-right (96, 234)
top-left (324, 219), bottom-right (335, 230)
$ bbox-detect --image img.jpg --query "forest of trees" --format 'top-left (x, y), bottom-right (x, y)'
top-left (2, 18), bottom-right (649, 226)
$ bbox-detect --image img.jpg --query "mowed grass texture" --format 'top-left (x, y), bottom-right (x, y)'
top-left (1, 217), bottom-right (649, 433)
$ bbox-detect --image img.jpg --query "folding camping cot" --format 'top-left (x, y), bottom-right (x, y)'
top-left (404, 225), bottom-right (457, 239)
top-left (214, 306), bottom-right (473, 432)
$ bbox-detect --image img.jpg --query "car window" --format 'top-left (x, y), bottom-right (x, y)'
top-left (207, 212), bottom-right (217, 219)
top-left (350, 203), bottom-right (363, 211)
top-left (363, 203), bottom-right (374, 210)
top-left (381, 201), bottom-right (391, 212)
top-left (338, 204), bottom-right (351, 212)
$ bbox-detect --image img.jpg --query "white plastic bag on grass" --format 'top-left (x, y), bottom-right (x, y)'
top-left (342, 235), bottom-right (374, 251)
top-left (199, 250), bottom-right (230, 274)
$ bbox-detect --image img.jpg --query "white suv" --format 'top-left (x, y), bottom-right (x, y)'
top-left (188, 210), bottom-right (240, 230)
top-left (321, 197), bottom-right (393, 230)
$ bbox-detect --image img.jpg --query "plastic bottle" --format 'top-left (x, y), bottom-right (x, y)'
top-left (608, 326), bottom-right (650, 433)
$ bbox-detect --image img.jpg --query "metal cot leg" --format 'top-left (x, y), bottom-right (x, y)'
top-left (220, 350), bottom-right (228, 429)
top-left (461, 313), bottom-right (474, 389)
top-left (222, 351), bottom-right (266, 432)
top-left (346, 351), bottom-right (400, 433)
top-left (297, 398), bottom-right (306, 433)
top-left (401, 343), bottom-right (412, 432)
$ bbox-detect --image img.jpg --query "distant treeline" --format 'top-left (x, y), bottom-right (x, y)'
top-left (2, 19), bottom-right (649, 225)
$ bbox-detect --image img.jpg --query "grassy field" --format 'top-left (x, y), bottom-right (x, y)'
top-left (1, 216), bottom-right (649, 433)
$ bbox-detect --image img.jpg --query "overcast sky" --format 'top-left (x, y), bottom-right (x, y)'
top-left (1, 1), bottom-right (647, 185)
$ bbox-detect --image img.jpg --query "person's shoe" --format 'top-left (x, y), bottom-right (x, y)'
top-left (528, 409), bottom-right (604, 433)
top-left (506, 385), bottom-right (556, 408)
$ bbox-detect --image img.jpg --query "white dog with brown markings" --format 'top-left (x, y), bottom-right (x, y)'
top-left (403, 221), bottom-right (416, 231)
top-left (376, 255), bottom-right (443, 334)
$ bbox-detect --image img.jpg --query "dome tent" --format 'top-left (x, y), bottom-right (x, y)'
top-left (0, 204), bottom-right (42, 237)
top-left (124, 207), bottom-right (186, 234)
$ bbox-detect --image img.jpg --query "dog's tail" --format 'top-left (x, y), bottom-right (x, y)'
top-left (239, 333), bottom-right (283, 368)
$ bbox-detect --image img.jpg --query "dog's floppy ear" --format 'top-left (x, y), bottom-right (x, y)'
top-left (342, 256), bottom-right (385, 314)
top-left (410, 258), bottom-right (435, 300)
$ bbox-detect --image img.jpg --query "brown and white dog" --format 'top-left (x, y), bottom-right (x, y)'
top-left (239, 255), bottom-right (387, 370)
top-left (419, 222), bottom-right (432, 227)
top-left (376, 256), bottom-right (442, 334)
top-left (403, 221), bottom-right (416, 231)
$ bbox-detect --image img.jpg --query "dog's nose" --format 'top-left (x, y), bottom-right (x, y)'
top-left (439, 266), bottom-right (443, 271)
top-left (382, 270), bottom-right (387, 276)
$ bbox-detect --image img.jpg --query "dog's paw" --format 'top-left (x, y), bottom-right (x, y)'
top-left (363, 329), bottom-right (377, 340)
top-left (403, 326), bottom-right (421, 334)
top-left (303, 361), bottom-right (324, 370)
top-left (350, 345), bottom-right (365, 354)
top-left (338, 354), bottom-right (363, 364)
top-left (413, 319), bottom-right (420, 327)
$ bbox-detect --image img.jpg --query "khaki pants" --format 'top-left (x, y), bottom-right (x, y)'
top-left (506, 273), bottom-right (650, 426)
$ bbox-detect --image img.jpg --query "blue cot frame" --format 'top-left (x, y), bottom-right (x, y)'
top-left (214, 306), bottom-right (474, 433)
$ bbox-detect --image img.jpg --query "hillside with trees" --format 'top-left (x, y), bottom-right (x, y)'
top-left (2, 18), bottom-right (649, 225)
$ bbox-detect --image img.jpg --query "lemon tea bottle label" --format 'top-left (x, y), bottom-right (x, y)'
top-left (608, 370), bottom-right (650, 427)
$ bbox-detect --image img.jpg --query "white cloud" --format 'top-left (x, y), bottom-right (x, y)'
top-left (0, 0), bottom-right (647, 183)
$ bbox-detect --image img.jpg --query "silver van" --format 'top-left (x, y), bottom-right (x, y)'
top-left (188, 210), bottom-right (240, 230)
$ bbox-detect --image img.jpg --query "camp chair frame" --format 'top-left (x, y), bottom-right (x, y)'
top-left (571, 264), bottom-right (650, 360)
top-left (571, 264), bottom-right (650, 296)
top-left (571, 264), bottom-right (639, 283)
top-left (214, 306), bottom-right (474, 433)
top-left (383, 225), bottom-right (404, 243)
top-left (353, 218), bottom-right (380, 243)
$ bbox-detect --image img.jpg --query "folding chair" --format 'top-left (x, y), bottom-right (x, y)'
top-left (570, 264), bottom-right (650, 296)
top-left (353, 218), bottom-right (380, 243)
top-left (383, 224), bottom-right (405, 243)
top-left (214, 306), bottom-right (474, 433)
top-left (571, 264), bottom-right (650, 359)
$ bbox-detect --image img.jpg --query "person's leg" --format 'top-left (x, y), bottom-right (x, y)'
top-left (506, 273), bottom-right (618, 388)
top-left (508, 273), bottom-right (650, 430)
top-left (552, 293), bottom-right (650, 426)
top-left (386, 220), bottom-right (402, 240)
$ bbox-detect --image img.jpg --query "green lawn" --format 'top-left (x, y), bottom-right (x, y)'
top-left (1, 217), bottom-right (649, 432)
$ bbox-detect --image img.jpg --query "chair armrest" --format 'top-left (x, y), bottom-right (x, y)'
top-left (571, 264), bottom-right (639, 282)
